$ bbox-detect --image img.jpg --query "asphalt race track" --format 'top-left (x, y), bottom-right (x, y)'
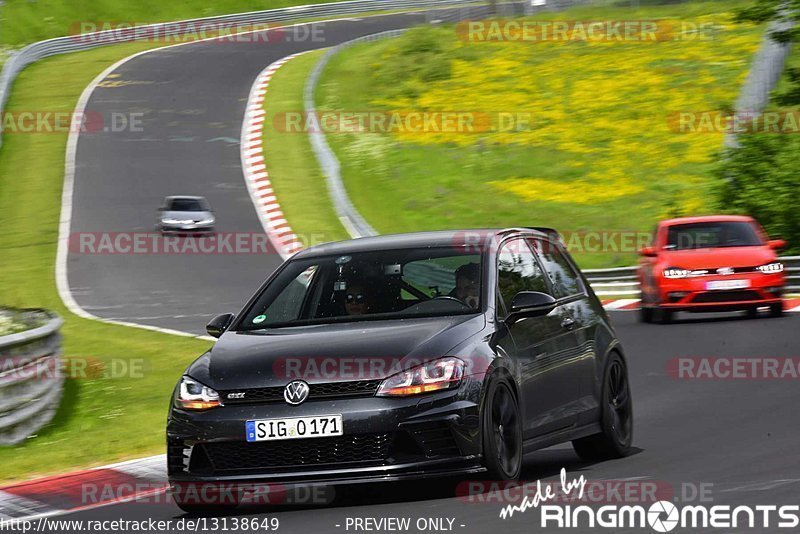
top-left (63, 9), bottom-right (800, 534)
top-left (61, 312), bottom-right (800, 533)
top-left (67, 11), bottom-right (461, 335)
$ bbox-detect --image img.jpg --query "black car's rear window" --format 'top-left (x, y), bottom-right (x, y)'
top-left (238, 248), bottom-right (484, 329)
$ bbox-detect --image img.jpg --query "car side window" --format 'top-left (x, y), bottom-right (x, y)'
top-left (496, 239), bottom-right (550, 316)
top-left (529, 238), bottom-right (582, 299)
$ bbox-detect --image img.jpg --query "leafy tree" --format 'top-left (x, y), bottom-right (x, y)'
top-left (716, 134), bottom-right (800, 253)
top-left (735, 0), bottom-right (800, 44)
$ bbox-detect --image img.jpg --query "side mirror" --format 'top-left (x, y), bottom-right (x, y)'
top-left (506, 291), bottom-right (557, 324)
top-left (639, 246), bottom-right (657, 257)
top-left (206, 313), bottom-right (235, 338)
top-left (768, 239), bottom-right (786, 250)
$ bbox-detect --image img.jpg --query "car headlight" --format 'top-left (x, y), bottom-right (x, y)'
top-left (663, 267), bottom-right (707, 279)
top-left (663, 267), bottom-right (690, 279)
top-left (175, 376), bottom-right (221, 410)
top-left (198, 217), bottom-right (215, 225)
top-left (757, 262), bottom-right (784, 274)
top-left (376, 357), bottom-right (464, 397)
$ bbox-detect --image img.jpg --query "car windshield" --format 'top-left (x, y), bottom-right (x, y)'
top-left (168, 198), bottom-right (207, 211)
top-left (238, 248), bottom-right (483, 329)
top-left (665, 221), bottom-right (763, 250)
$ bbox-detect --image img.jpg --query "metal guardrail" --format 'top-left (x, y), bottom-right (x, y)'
top-left (0, 0), bottom-right (509, 150)
top-left (0, 309), bottom-right (64, 446)
top-left (303, 0), bottom-right (588, 238)
top-left (304, 29), bottom-right (405, 238)
top-left (584, 256), bottom-right (800, 297)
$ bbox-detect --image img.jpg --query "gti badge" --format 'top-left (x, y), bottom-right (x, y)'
top-left (227, 392), bottom-right (245, 399)
top-left (284, 380), bottom-right (310, 405)
top-left (716, 267), bottom-right (734, 276)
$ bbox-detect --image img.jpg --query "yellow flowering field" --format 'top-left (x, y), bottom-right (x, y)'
top-left (316, 1), bottom-right (764, 267)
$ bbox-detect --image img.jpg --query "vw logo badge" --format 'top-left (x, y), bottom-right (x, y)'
top-left (717, 267), bottom-right (734, 276)
top-left (284, 380), bottom-right (310, 405)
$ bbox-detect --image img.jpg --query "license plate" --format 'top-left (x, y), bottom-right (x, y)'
top-left (246, 415), bottom-right (342, 442)
top-left (706, 279), bottom-right (751, 290)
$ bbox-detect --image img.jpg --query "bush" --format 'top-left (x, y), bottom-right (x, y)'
top-left (716, 134), bottom-right (800, 253)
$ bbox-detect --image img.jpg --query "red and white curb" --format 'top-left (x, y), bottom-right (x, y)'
top-left (0, 456), bottom-right (166, 520)
top-left (601, 297), bottom-right (800, 312)
top-left (240, 52), bottom-right (312, 260)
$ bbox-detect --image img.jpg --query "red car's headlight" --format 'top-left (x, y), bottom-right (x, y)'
top-left (757, 262), bottom-right (783, 274)
top-left (175, 376), bottom-right (221, 410)
top-left (663, 267), bottom-right (708, 279)
top-left (376, 357), bottom-right (464, 397)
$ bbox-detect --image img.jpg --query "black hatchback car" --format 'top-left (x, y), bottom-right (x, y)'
top-left (167, 228), bottom-right (633, 514)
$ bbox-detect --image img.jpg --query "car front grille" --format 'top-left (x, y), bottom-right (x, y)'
top-left (692, 290), bottom-right (762, 303)
top-left (198, 433), bottom-right (392, 473)
top-left (220, 379), bottom-right (381, 405)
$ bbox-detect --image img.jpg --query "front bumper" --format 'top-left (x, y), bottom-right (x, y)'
top-left (160, 223), bottom-right (215, 234)
top-left (167, 389), bottom-right (483, 486)
top-left (654, 272), bottom-right (784, 312)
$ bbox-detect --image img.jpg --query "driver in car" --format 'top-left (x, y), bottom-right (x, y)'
top-left (345, 281), bottom-right (372, 315)
top-left (451, 262), bottom-right (480, 309)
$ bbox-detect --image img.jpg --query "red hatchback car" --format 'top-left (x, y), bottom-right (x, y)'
top-left (638, 215), bottom-right (786, 323)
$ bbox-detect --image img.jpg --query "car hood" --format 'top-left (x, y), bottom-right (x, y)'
top-left (660, 246), bottom-right (776, 269)
top-left (161, 210), bottom-right (213, 221)
top-left (187, 314), bottom-right (486, 390)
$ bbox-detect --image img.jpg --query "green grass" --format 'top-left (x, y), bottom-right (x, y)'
top-left (0, 0), bottom-right (349, 46)
top-left (261, 50), bottom-right (350, 245)
top-left (0, 42), bottom-right (218, 484)
top-left (314, 0), bottom-right (765, 268)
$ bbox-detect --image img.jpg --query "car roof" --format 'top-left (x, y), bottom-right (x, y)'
top-left (292, 228), bottom-right (557, 259)
top-left (659, 215), bottom-right (754, 227)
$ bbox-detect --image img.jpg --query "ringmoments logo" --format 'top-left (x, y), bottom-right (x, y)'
top-left (498, 469), bottom-right (800, 531)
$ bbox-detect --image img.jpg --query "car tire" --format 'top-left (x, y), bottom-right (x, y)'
top-left (769, 302), bottom-right (784, 318)
top-left (572, 353), bottom-right (633, 462)
top-left (639, 306), bottom-right (653, 323)
top-left (657, 308), bottom-right (673, 324)
top-left (746, 307), bottom-right (759, 319)
top-left (482, 379), bottom-right (522, 481)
